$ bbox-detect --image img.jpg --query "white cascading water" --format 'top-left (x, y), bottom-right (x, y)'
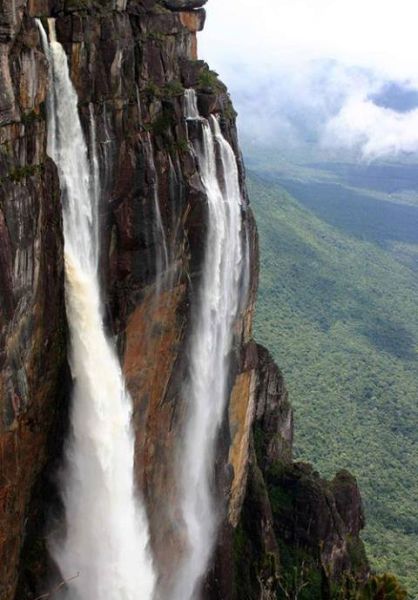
top-left (173, 90), bottom-right (246, 600)
top-left (143, 134), bottom-right (169, 290)
top-left (37, 20), bottom-right (155, 600)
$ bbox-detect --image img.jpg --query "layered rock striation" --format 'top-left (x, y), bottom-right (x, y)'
top-left (0, 7), bottom-right (67, 598)
top-left (0, 1), bottom-right (393, 599)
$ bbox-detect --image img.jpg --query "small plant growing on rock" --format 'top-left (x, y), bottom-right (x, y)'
top-left (197, 67), bottom-right (223, 92)
top-left (144, 81), bottom-right (162, 98)
top-left (364, 573), bottom-right (408, 600)
top-left (163, 80), bottom-right (184, 97)
top-left (151, 109), bottom-right (174, 136)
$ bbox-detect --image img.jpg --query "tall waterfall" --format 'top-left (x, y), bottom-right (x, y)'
top-left (37, 21), bottom-right (155, 600)
top-left (174, 90), bottom-right (246, 600)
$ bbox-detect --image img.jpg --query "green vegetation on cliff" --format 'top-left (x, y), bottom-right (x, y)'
top-left (250, 174), bottom-right (418, 597)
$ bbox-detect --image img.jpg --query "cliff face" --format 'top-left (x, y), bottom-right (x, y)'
top-left (0, 8), bottom-right (67, 599)
top-left (0, 2), bottom-right (380, 599)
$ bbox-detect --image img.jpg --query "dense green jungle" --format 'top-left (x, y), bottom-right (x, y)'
top-left (248, 154), bottom-right (418, 597)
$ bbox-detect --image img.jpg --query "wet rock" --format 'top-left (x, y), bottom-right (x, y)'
top-left (0, 10), bottom-right (67, 600)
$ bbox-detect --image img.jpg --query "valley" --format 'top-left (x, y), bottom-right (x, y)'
top-left (249, 164), bottom-right (418, 596)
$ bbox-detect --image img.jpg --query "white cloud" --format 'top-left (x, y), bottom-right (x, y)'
top-left (199, 0), bottom-right (418, 158)
top-left (323, 97), bottom-right (418, 158)
top-left (200, 0), bottom-right (418, 82)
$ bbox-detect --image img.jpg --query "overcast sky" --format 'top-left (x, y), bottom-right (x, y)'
top-left (199, 0), bottom-right (418, 158)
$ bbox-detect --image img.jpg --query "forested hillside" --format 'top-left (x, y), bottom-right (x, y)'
top-left (250, 174), bottom-right (418, 596)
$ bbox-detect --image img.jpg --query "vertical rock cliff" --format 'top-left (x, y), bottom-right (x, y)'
top-left (0, 1), bottom-right (401, 599)
top-left (0, 5), bottom-right (67, 598)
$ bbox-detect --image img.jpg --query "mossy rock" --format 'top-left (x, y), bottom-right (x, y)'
top-left (364, 573), bottom-right (408, 600)
top-left (197, 66), bottom-right (226, 94)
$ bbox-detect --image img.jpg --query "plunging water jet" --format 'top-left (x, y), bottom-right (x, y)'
top-left (172, 89), bottom-right (247, 600)
top-left (37, 20), bottom-right (155, 600)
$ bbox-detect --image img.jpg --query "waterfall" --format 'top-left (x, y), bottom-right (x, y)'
top-left (37, 20), bottom-right (155, 600)
top-left (184, 89), bottom-right (200, 120)
top-left (144, 134), bottom-right (169, 291)
top-left (88, 104), bottom-right (100, 266)
top-left (174, 90), bottom-right (246, 600)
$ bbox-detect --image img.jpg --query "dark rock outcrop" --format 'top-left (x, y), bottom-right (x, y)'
top-left (207, 346), bottom-right (371, 600)
top-left (162, 0), bottom-right (208, 9)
